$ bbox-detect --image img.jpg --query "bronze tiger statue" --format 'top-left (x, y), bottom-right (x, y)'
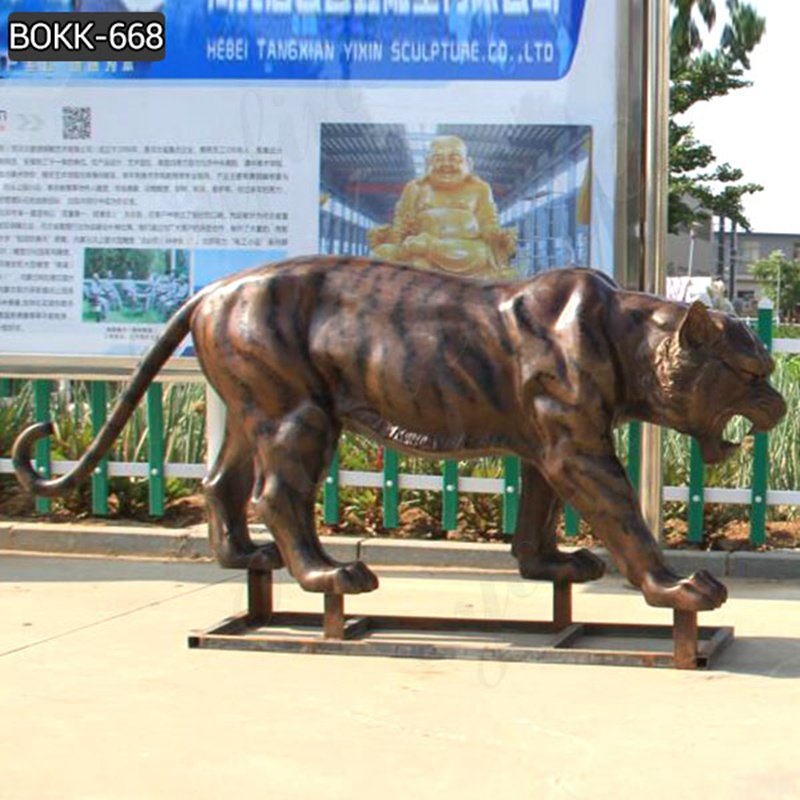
top-left (13, 257), bottom-right (786, 611)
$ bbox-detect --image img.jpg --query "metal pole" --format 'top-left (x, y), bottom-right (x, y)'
top-left (617, 0), bottom-right (645, 293)
top-left (717, 214), bottom-right (726, 279)
top-left (728, 219), bottom-right (737, 306)
top-left (639, 0), bottom-right (670, 541)
top-left (687, 224), bottom-right (696, 278)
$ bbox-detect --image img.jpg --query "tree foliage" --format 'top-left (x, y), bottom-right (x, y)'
top-left (669, 0), bottom-right (766, 233)
top-left (750, 250), bottom-right (800, 321)
top-left (84, 248), bottom-right (172, 280)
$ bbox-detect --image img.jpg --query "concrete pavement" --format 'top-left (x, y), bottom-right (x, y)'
top-left (1, 553), bottom-right (800, 799)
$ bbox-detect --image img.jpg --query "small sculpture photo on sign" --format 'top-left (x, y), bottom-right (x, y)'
top-left (82, 247), bottom-right (190, 324)
top-left (319, 122), bottom-right (592, 280)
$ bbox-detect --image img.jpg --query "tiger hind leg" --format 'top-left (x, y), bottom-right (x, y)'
top-left (251, 402), bottom-right (379, 595)
top-left (203, 418), bottom-right (283, 570)
top-left (512, 461), bottom-right (605, 583)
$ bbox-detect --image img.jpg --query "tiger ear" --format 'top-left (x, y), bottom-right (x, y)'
top-left (678, 301), bottom-right (721, 349)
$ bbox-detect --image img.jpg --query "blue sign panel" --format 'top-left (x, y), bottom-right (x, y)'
top-left (1, 0), bottom-right (587, 81)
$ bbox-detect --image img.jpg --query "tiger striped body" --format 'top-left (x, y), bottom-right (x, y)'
top-left (194, 259), bottom-right (524, 460)
top-left (14, 256), bottom-right (785, 609)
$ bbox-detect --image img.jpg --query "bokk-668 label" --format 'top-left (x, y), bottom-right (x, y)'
top-left (8, 12), bottom-right (165, 63)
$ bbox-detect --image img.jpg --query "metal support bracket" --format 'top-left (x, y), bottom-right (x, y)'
top-left (189, 569), bottom-right (734, 670)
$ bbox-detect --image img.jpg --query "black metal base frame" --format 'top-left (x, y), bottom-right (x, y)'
top-left (188, 569), bottom-right (734, 670)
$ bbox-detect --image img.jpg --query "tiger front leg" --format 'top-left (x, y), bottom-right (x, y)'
top-left (538, 446), bottom-right (727, 611)
top-left (512, 461), bottom-right (605, 584)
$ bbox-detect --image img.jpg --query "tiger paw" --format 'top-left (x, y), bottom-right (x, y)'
top-left (516, 548), bottom-right (606, 583)
top-left (214, 540), bottom-right (284, 571)
top-left (641, 568), bottom-right (727, 611)
top-left (295, 560), bottom-right (379, 595)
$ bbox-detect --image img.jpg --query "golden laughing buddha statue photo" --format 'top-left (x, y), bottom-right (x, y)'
top-left (368, 135), bottom-right (517, 278)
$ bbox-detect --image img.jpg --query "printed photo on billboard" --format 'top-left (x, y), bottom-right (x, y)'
top-left (82, 247), bottom-right (189, 324)
top-left (319, 122), bottom-right (592, 279)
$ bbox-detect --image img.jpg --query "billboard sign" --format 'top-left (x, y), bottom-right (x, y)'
top-left (0, 0), bottom-right (630, 367)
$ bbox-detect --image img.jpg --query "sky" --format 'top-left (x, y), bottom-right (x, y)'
top-left (684, 0), bottom-right (797, 234)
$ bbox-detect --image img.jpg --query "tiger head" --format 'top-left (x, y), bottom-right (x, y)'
top-left (654, 301), bottom-right (786, 464)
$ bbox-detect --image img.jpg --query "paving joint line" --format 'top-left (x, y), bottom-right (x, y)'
top-left (0, 570), bottom-right (240, 659)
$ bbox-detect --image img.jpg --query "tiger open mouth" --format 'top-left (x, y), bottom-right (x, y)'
top-left (697, 432), bottom-right (741, 465)
top-left (698, 395), bottom-right (787, 464)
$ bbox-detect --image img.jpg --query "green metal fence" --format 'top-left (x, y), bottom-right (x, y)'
top-left (1, 303), bottom-right (795, 544)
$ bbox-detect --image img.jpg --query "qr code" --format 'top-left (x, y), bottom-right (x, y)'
top-left (62, 106), bottom-right (91, 140)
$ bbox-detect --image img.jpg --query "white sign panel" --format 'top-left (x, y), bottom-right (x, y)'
top-left (0, 0), bottom-right (624, 362)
